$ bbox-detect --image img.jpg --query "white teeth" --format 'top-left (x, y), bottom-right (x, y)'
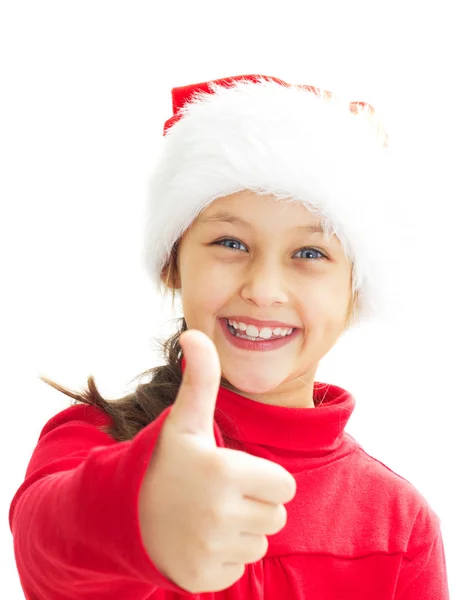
top-left (227, 319), bottom-right (293, 339)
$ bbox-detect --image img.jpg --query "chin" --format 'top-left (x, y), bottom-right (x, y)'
top-left (223, 373), bottom-right (284, 395)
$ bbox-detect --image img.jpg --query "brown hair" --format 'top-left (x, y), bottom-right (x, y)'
top-left (39, 240), bottom-right (357, 442)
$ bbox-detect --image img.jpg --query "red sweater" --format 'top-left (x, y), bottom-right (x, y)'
top-left (9, 360), bottom-right (450, 599)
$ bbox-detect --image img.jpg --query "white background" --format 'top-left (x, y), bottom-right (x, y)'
top-left (1, 1), bottom-right (465, 598)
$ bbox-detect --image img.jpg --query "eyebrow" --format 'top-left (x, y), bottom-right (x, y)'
top-left (199, 212), bottom-right (324, 234)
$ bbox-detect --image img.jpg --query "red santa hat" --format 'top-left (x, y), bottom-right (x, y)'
top-left (142, 74), bottom-right (395, 325)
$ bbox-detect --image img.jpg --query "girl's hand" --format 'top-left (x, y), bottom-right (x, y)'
top-left (138, 329), bottom-right (296, 594)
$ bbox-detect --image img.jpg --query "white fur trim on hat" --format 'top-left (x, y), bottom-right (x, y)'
top-left (142, 77), bottom-right (396, 325)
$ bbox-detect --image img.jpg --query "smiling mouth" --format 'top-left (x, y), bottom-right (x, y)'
top-left (225, 320), bottom-right (295, 341)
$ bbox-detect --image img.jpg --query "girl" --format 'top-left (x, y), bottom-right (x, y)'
top-left (9, 74), bottom-right (449, 599)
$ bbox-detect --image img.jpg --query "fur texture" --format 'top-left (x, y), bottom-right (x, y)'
top-left (142, 76), bottom-right (396, 325)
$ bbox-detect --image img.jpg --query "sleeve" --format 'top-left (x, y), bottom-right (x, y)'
top-left (395, 505), bottom-right (450, 600)
top-left (8, 402), bottom-right (226, 600)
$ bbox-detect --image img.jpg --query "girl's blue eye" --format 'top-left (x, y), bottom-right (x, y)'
top-left (212, 238), bottom-right (327, 260)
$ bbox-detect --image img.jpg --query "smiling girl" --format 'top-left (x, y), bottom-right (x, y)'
top-left (9, 74), bottom-right (449, 599)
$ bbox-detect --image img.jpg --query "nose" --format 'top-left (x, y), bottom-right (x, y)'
top-left (240, 262), bottom-right (289, 306)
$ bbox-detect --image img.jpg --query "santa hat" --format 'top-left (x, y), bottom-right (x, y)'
top-left (142, 74), bottom-right (396, 325)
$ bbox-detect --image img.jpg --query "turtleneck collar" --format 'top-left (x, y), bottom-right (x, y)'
top-left (180, 356), bottom-right (356, 457)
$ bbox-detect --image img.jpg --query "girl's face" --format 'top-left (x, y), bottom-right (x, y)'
top-left (168, 190), bottom-right (353, 408)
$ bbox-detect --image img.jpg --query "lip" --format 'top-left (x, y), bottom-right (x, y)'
top-left (222, 315), bottom-right (300, 330)
top-left (219, 317), bottom-right (300, 352)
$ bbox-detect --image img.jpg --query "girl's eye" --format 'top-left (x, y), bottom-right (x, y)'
top-left (212, 238), bottom-right (327, 260)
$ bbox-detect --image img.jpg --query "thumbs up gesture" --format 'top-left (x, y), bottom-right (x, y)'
top-left (138, 329), bottom-right (297, 594)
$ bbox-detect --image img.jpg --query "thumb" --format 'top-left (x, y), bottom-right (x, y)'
top-left (168, 329), bottom-right (222, 440)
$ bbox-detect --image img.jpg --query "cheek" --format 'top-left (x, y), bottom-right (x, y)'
top-left (185, 276), bottom-right (232, 316)
top-left (302, 287), bottom-right (347, 326)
